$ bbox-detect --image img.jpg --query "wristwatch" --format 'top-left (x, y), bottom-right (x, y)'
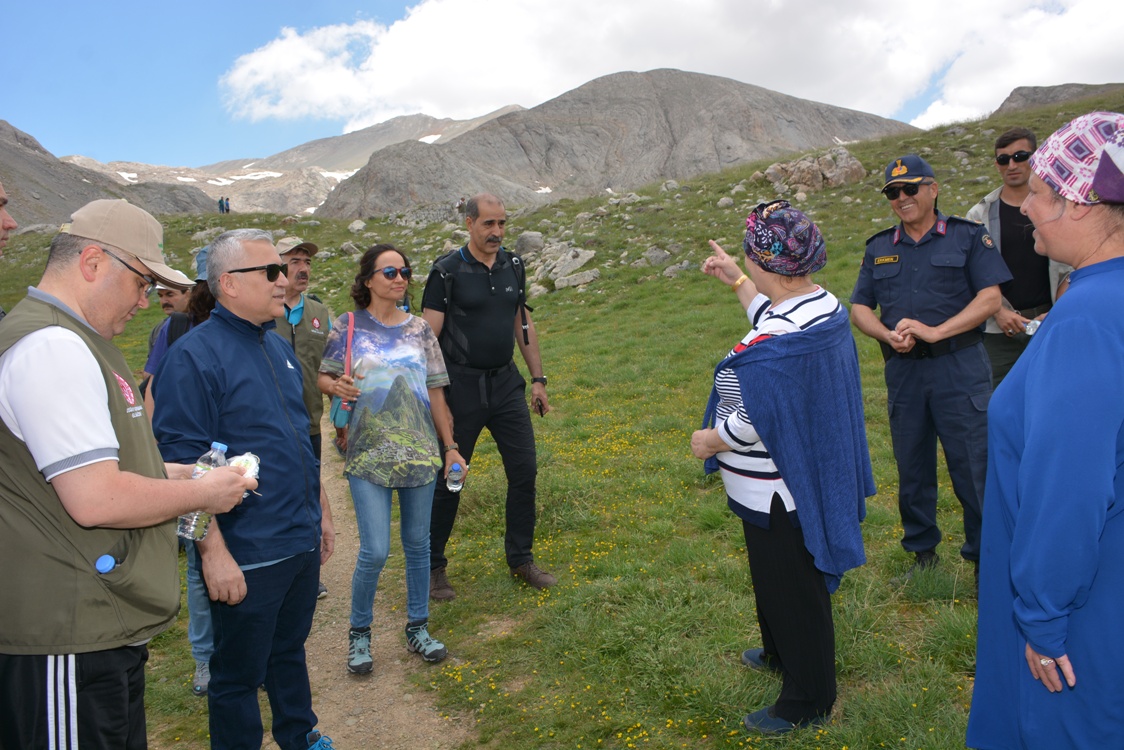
top-left (443, 443), bottom-right (459, 453)
top-left (531, 376), bottom-right (548, 386)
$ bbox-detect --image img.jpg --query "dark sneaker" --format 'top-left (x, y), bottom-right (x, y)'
top-left (510, 562), bottom-right (557, 590)
top-left (317, 581), bottom-right (329, 600)
top-left (405, 621), bottom-right (448, 663)
top-left (306, 729), bottom-right (335, 749)
top-left (740, 648), bottom-right (781, 674)
top-left (347, 627), bottom-right (373, 674)
top-left (192, 660), bottom-right (210, 696)
top-left (893, 549), bottom-right (940, 584)
top-left (743, 705), bottom-right (826, 735)
top-left (429, 566), bottom-right (456, 601)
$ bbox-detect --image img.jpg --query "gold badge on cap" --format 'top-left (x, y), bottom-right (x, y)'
top-left (891, 160), bottom-right (908, 178)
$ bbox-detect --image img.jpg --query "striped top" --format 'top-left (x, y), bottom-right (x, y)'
top-left (714, 286), bottom-right (843, 526)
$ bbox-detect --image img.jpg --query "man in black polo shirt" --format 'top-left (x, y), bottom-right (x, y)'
top-left (421, 193), bottom-right (556, 599)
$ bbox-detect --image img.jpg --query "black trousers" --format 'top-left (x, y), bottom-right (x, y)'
top-left (430, 361), bottom-right (538, 569)
top-left (0, 645), bottom-right (149, 750)
top-left (743, 493), bottom-right (836, 724)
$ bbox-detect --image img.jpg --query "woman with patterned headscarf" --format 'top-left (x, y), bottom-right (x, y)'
top-left (968, 112), bottom-right (1124, 750)
top-left (693, 200), bottom-right (873, 734)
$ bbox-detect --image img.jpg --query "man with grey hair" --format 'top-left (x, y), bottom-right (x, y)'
top-left (0, 199), bottom-right (254, 749)
top-left (152, 228), bottom-right (336, 750)
top-left (0, 179), bottom-right (20, 320)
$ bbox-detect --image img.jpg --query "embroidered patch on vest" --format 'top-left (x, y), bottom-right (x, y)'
top-left (312, 317), bottom-right (321, 330)
top-left (874, 255), bottom-right (899, 265)
top-left (113, 372), bottom-right (136, 406)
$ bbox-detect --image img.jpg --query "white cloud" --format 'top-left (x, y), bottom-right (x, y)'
top-left (220, 0), bottom-right (1124, 133)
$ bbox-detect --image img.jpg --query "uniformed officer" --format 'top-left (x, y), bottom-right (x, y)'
top-left (850, 154), bottom-right (1012, 579)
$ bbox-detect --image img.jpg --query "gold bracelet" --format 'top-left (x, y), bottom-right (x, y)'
top-left (732, 274), bottom-right (749, 291)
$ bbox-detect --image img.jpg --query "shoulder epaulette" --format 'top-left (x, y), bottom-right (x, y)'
top-left (945, 214), bottom-right (981, 226)
top-left (865, 226), bottom-right (896, 246)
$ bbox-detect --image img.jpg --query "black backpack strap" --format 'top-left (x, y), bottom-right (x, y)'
top-left (510, 254), bottom-right (532, 346)
top-left (166, 312), bottom-right (192, 346)
top-left (426, 252), bottom-right (470, 366)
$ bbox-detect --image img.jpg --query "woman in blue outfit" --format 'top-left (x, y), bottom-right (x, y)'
top-left (968, 112), bottom-right (1124, 749)
top-left (692, 201), bottom-right (873, 735)
top-left (318, 244), bottom-right (466, 675)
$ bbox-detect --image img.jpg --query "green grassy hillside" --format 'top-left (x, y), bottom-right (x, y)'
top-left (4, 91), bottom-right (1123, 749)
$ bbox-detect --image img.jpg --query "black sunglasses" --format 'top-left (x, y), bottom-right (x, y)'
top-left (228, 263), bottom-right (288, 281)
top-left (378, 266), bottom-right (412, 281)
top-left (882, 182), bottom-right (929, 201)
top-left (995, 150), bottom-right (1034, 166)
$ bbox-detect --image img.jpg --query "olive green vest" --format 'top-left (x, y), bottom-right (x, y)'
top-left (0, 295), bottom-right (178, 654)
top-left (273, 295), bottom-right (332, 436)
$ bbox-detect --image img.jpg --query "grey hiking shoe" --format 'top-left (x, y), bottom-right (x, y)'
top-left (192, 660), bottom-right (210, 696)
top-left (429, 566), bottom-right (456, 601)
top-left (511, 561), bottom-right (557, 590)
top-left (347, 627), bottom-right (373, 674)
top-left (317, 581), bottom-right (329, 600)
top-left (405, 620), bottom-right (448, 663)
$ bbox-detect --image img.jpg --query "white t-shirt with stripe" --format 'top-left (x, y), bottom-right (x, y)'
top-left (714, 286), bottom-right (842, 524)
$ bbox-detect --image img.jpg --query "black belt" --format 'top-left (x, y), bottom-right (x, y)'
top-left (1016, 302), bottom-right (1052, 319)
top-left (446, 360), bottom-right (516, 378)
top-left (446, 360), bottom-right (517, 407)
top-left (881, 330), bottom-right (983, 361)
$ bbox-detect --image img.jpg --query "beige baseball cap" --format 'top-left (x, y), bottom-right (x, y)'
top-left (276, 236), bottom-right (319, 256)
top-left (60, 199), bottom-right (194, 290)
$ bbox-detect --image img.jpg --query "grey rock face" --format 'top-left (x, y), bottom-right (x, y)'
top-left (555, 269), bottom-right (601, 288)
top-left (318, 69), bottom-right (916, 219)
top-left (515, 231), bottom-right (544, 255)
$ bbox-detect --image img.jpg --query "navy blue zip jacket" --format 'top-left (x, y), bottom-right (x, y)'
top-left (152, 303), bottom-right (322, 565)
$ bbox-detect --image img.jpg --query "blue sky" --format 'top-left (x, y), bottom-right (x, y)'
top-left (6, 1), bottom-right (1123, 168)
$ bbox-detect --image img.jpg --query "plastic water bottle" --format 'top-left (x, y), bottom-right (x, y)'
top-left (1024, 319), bottom-right (1041, 336)
top-left (446, 462), bottom-right (466, 493)
top-left (177, 442), bottom-right (228, 540)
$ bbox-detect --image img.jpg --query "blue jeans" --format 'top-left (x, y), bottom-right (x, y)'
top-left (184, 541), bottom-right (214, 664)
top-left (208, 550), bottom-right (320, 750)
top-left (348, 476), bottom-right (435, 627)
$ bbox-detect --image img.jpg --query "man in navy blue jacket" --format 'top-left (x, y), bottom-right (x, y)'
top-left (152, 228), bottom-right (336, 750)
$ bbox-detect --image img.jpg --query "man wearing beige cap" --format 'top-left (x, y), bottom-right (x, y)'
top-left (0, 199), bottom-right (255, 749)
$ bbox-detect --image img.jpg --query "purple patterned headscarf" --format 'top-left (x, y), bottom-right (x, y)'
top-left (1030, 111), bottom-right (1124, 204)
top-left (743, 200), bottom-right (827, 277)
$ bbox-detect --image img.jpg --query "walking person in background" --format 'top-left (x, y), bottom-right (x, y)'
top-left (966, 127), bottom-right (1072, 387)
top-left (968, 112), bottom-right (1124, 749)
top-left (693, 201), bottom-right (873, 735)
top-left (319, 244), bottom-right (463, 675)
top-left (421, 193), bottom-right (556, 599)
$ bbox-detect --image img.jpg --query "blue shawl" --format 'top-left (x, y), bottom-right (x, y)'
top-left (702, 306), bottom-right (873, 593)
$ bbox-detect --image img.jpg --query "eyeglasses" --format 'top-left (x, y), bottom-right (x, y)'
top-left (228, 263), bottom-right (288, 281)
top-left (378, 266), bottom-right (412, 281)
top-left (876, 182), bottom-right (930, 201)
top-left (103, 249), bottom-right (157, 297)
top-left (995, 150), bottom-right (1034, 166)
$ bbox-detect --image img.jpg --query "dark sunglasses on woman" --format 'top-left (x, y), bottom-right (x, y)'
top-left (379, 266), bottom-right (412, 281)
top-left (995, 150), bottom-right (1034, 166)
top-left (228, 263), bottom-right (288, 281)
top-left (882, 183), bottom-right (927, 201)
